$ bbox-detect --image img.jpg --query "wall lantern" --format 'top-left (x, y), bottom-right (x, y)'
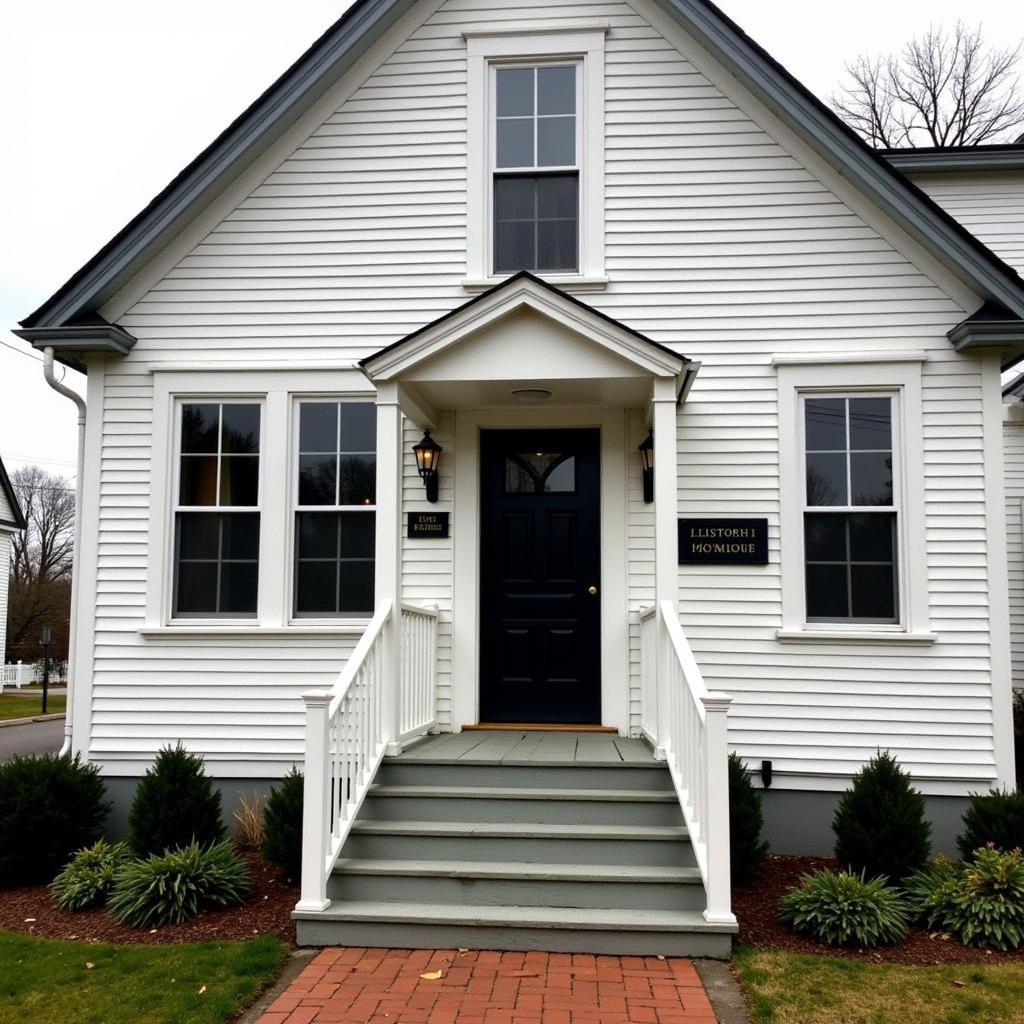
top-left (638, 430), bottom-right (654, 504)
top-left (413, 431), bottom-right (443, 503)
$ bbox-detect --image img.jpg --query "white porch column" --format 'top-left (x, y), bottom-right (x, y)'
top-left (375, 383), bottom-right (404, 755)
top-left (701, 692), bottom-right (736, 924)
top-left (652, 377), bottom-right (678, 757)
top-left (296, 691), bottom-right (331, 912)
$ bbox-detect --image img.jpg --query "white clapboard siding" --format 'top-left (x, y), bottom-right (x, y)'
top-left (906, 171), bottom-right (1024, 276)
top-left (0, 531), bottom-right (10, 666)
top-left (1004, 416), bottom-right (1024, 689)
top-left (89, 0), bottom-right (1001, 786)
top-left (0, 482), bottom-right (13, 523)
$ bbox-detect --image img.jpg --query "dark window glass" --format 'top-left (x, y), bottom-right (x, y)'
top-left (496, 67), bottom-right (533, 116)
top-left (537, 116), bottom-right (575, 166)
top-left (299, 402), bottom-right (337, 452)
top-left (338, 455), bottom-right (376, 506)
top-left (179, 456), bottom-right (218, 505)
top-left (849, 397), bottom-right (892, 450)
top-left (806, 563), bottom-right (849, 619)
top-left (806, 453), bottom-right (847, 506)
top-left (174, 512), bottom-right (259, 617)
top-left (804, 398), bottom-right (846, 450)
top-left (494, 174), bottom-right (578, 273)
top-left (537, 65), bottom-right (575, 115)
top-left (221, 405), bottom-right (260, 453)
top-left (294, 511), bottom-right (375, 616)
top-left (340, 403), bottom-right (376, 454)
top-left (220, 455), bottom-right (259, 506)
top-left (497, 118), bottom-right (534, 168)
top-left (299, 453), bottom-right (337, 505)
top-left (850, 452), bottom-right (893, 505)
top-left (181, 404), bottom-right (220, 453)
top-left (504, 453), bottom-right (575, 494)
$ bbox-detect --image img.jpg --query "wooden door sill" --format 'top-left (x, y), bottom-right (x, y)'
top-left (465, 722), bottom-right (617, 733)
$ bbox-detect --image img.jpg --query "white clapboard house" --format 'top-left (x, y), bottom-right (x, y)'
top-left (15, 0), bottom-right (1024, 954)
top-left (0, 456), bottom-right (28, 674)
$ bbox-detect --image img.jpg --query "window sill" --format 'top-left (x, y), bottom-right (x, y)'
top-left (461, 274), bottom-right (609, 293)
top-left (776, 628), bottom-right (937, 644)
top-left (139, 623), bottom-right (370, 640)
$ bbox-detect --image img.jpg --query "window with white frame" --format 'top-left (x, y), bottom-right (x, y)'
top-left (173, 401), bottom-right (262, 617)
top-left (492, 63), bottom-right (579, 273)
top-left (802, 394), bottom-right (899, 623)
top-left (293, 400), bottom-right (376, 617)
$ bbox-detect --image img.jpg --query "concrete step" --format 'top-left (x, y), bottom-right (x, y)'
top-left (378, 759), bottom-right (673, 791)
top-left (362, 785), bottom-right (683, 826)
top-left (294, 900), bottom-right (735, 957)
top-left (328, 858), bottom-right (705, 911)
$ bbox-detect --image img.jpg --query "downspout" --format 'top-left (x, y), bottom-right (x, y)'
top-left (42, 347), bottom-right (85, 757)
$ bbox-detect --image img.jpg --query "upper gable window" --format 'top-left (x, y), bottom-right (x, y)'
top-left (493, 64), bottom-right (579, 273)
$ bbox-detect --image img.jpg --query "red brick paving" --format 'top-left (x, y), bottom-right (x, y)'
top-left (258, 948), bottom-right (717, 1023)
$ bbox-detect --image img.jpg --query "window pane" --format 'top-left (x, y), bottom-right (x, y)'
top-left (221, 513), bottom-right (260, 560)
top-left (299, 402), bottom-right (337, 453)
top-left (177, 512), bottom-right (219, 560)
top-left (851, 564), bottom-right (896, 620)
top-left (537, 116), bottom-right (575, 166)
top-left (495, 217), bottom-right (536, 273)
top-left (339, 512), bottom-right (375, 558)
top-left (296, 561), bottom-right (337, 615)
top-left (220, 562), bottom-right (258, 615)
top-left (537, 66), bottom-right (575, 115)
top-left (496, 118), bottom-right (534, 168)
top-left (297, 512), bottom-right (338, 559)
top-left (176, 561), bottom-right (218, 615)
top-left (543, 456), bottom-right (575, 492)
top-left (299, 454), bottom-right (337, 505)
top-left (804, 513), bottom-right (847, 561)
top-left (849, 397), bottom-right (891, 451)
top-left (849, 513), bottom-right (895, 562)
top-left (338, 455), bottom-right (376, 505)
top-left (505, 456), bottom-right (537, 493)
top-left (537, 219), bottom-right (578, 272)
top-left (340, 403), bottom-right (376, 453)
top-left (220, 455), bottom-right (259, 506)
top-left (496, 67), bottom-right (533, 116)
top-left (805, 398), bottom-right (846, 450)
top-left (181, 404), bottom-right (219, 453)
top-left (850, 452), bottom-right (892, 505)
top-left (179, 455), bottom-right (218, 505)
top-left (806, 452), bottom-right (847, 506)
top-left (496, 176), bottom-right (535, 220)
top-left (806, 563), bottom-right (849, 619)
top-left (339, 561), bottom-right (374, 614)
top-left (221, 404), bottom-right (260, 454)
top-left (537, 175), bottom-right (577, 219)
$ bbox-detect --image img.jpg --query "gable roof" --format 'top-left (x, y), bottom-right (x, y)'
top-left (17, 0), bottom-right (1024, 349)
top-left (882, 145), bottom-right (1024, 175)
top-left (0, 456), bottom-right (27, 532)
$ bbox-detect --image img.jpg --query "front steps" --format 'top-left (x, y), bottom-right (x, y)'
top-left (293, 731), bottom-right (736, 956)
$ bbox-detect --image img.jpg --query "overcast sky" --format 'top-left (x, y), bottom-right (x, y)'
top-left (2, 0), bottom-right (1023, 480)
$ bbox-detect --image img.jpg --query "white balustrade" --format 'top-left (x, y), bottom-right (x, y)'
top-left (638, 606), bottom-right (658, 745)
top-left (398, 602), bottom-right (438, 743)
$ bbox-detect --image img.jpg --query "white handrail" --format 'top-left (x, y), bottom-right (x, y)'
top-left (638, 606), bottom-right (658, 744)
top-left (398, 602), bottom-right (439, 744)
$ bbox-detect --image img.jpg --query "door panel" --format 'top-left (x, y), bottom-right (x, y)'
top-left (479, 429), bottom-right (601, 723)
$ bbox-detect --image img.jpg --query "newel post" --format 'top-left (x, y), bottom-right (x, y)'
top-left (701, 691), bottom-right (736, 925)
top-left (296, 691), bottom-right (331, 912)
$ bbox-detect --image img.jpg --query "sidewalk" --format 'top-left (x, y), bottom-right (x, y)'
top-left (257, 947), bottom-right (719, 1023)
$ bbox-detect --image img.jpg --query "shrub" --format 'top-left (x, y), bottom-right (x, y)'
top-left (108, 841), bottom-right (250, 927)
top-left (0, 754), bottom-right (110, 886)
top-left (728, 753), bottom-right (769, 884)
top-left (262, 768), bottom-right (303, 882)
top-left (1014, 689), bottom-right (1023, 789)
top-left (778, 869), bottom-right (912, 947)
top-left (51, 840), bottom-right (131, 910)
top-left (906, 846), bottom-right (1024, 950)
top-left (957, 789), bottom-right (1024, 859)
top-left (128, 744), bottom-right (225, 857)
top-left (233, 792), bottom-right (265, 851)
top-left (832, 751), bottom-right (931, 884)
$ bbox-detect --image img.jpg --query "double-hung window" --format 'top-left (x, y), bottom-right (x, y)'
top-left (802, 395), bottom-right (899, 623)
top-left (492, 63), bottom-right (580, 274)
top-left (293, 400), bottom-right (376, 617)
top-left (173, 401), bottom-right (262, 617)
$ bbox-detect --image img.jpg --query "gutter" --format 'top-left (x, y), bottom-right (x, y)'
top-left (41, 348), bottom-right (85, 757)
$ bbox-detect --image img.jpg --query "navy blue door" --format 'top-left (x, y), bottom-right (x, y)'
top-left (479, 429), bottom-right (601, 723)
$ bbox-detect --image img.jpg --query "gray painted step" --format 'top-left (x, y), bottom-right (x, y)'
top-left (362, 785), bottom-right (682, 826)
top-left (328, 858), bottom-right (705, 911)
top-left (345, 820), bottom-right (696, 867)
top-left (293, 901), bottom-right (735, 957)
top-left (378, 759), bottom-right (673, 791)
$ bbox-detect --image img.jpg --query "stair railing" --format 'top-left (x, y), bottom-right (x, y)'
top-left (641, 600), bottom-right (736, 926)
top-left (397, 601), bottom-right (439, 745)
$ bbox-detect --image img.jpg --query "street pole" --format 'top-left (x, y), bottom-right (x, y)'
top-left (40, 626), bottom-right (52, 716)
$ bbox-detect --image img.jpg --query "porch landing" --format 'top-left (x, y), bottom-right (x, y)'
top-left (395, 730), bottom-right (658, 765)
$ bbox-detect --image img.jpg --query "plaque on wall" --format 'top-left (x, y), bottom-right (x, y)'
top-left (678, 517), bottom-right (768, 565)
top-left (408, 511), bottom-right (449, 539)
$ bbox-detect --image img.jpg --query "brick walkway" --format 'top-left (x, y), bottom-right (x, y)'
top-left (257, 947), bottom-right (718, 1023)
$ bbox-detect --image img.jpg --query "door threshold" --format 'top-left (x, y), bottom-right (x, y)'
top-left (465, 723), bottom-right (618, 733)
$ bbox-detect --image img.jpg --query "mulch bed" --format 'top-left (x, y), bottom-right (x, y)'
top-left (0, 852), bottom-right (298, 946)
top-left (734, 853), bottom-right (1024, 965)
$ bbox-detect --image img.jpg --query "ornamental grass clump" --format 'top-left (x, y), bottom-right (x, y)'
top-left (51, 840), bottom-right (132, 911)
top-left (906, 846), bottom-right (1024, 951)
top-left (108, 841), bottom-right (250, 928)
top-left (778, 869), bottom-right (912, 948)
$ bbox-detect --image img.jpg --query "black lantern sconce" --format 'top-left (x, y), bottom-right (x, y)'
top-left (413, 431), bottom-right (443, 503)
top-left (639, 429), bottom-right (654, 504)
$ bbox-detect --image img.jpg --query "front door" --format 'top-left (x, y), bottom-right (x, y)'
top-left (479, 429), bottom-right (601, 723)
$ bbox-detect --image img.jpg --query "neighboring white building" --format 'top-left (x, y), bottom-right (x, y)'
top-left (14, 0), bottom-right (1024, 951)
top-left (0, 456), bottom-right (27, 671)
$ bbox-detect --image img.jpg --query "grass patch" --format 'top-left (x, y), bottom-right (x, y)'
top-left (734, 947), bottom-right (1024, 1024)
top-left (0, 930), bottom-right (286, 1024)
top-left (0, 694), bottom-right (66, 720)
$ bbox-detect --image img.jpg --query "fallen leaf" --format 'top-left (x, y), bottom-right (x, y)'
top-left (656, 955), bottom-right (666, 961)
top-left (505, 970), bottom-right (540, 978)
top-left (198, 985), bottom-right (207, 995)
top-left (149, 929), bottom-right (158, 935)
top-left (85, 962), bottom-right (94, 970)
top-left (952, 980), bottom-right (965, 989)
top-left (23, 918), bottom-right (36, 923)
top-left (420, 970), bottom-right (444, 981)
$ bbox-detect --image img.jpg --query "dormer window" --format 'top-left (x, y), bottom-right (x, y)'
top-left (493, 64), bottom-right (579, 273)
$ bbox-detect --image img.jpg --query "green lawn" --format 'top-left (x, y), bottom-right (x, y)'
top-left (735, 948), bottom-right (1024, 1024)
top-left (0, 931), bottom-right (287, 1024)
top-left (0, 694), bottom-right (66, 721)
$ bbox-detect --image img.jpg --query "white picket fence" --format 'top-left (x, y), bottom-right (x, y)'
top-left (1, 662), bottom-right (38, 690)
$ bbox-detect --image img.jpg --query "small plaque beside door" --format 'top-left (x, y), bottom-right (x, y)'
top-left (678, 517), bottom-right (768, 565)
top-left (408, 511), bottom-right (449, 539)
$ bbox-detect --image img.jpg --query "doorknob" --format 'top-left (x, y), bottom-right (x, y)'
top-left (587, 585), bottom-right (598, 595)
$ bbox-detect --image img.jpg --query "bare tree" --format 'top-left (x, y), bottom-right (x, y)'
top-left (831, 22), bottom-right (1024, 148)
top-left (6, 466), bottom-right (75, 661)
